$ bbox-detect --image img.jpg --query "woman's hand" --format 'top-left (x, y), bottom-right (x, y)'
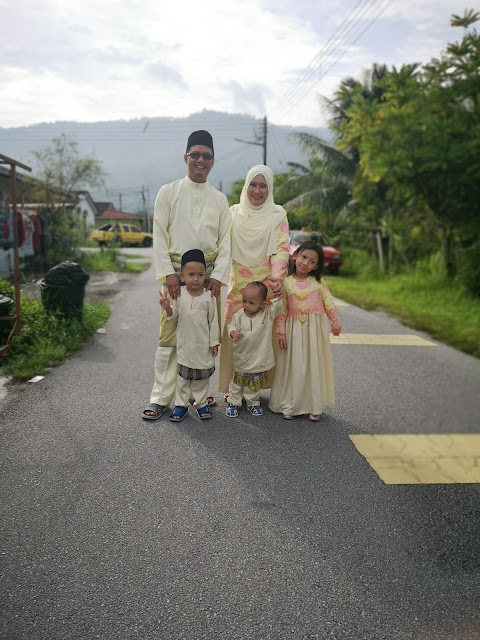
top-left (267, 277), bottom-right (283, 297)
top-left (279, 338), bottom-right (287, 350)
top-left (165, 273), bottom-right (181, 300)
top-left (206, 278), bottom-right (221, 297)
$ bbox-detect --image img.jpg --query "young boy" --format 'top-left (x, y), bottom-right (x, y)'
top-left (225, 281), bottom-right (282, 417)
top-left (159, 249), bottom-right (219, 421)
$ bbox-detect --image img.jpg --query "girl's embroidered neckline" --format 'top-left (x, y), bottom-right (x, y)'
top-left (293, 276), bottom-right (311, 290)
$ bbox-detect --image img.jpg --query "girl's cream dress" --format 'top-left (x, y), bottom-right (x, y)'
top-left (269, 275), bottom-right (342, 417)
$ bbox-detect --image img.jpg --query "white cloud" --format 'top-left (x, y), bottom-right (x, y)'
top-left (0, 0), bottom-right (473, 128)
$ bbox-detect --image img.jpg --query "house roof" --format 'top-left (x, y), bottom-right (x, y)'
top-left (94, 201), bottom-right (116, 214)
top-left (99, 209), bottom-right (144, 220)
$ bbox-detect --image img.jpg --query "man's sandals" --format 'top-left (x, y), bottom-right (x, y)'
top-left (142, 403), bottom-right (166, 420)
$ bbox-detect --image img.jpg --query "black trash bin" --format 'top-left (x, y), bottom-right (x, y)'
top-left (40, 261), bottom-right (90, 318)
top-left (0, 295), bottom-right (13, 316)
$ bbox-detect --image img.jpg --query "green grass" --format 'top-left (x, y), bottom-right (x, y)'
top-left (329, 274), bottom-right (480, 358)
top-left (0, 298), bottom-right (110, 381)
top-left (79, 248), bottom-right (150, 273)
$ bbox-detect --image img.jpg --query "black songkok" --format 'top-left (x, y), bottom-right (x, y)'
top-left (186, 130), bottom-right (214, 154)
top-left (181, 249), bottom-right (206, 268)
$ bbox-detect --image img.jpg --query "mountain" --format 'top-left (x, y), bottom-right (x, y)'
top-left (0, 110), bottom-right (332, 213)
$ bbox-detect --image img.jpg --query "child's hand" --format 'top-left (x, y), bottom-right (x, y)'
top-left (159, 290), bottom-right (172, 312)
top-left (230, 330), bottom-right (244, 341)
top-left (210, 345), bottom-right (218, 357)
top-left (279, 338), bottom-right (287, 350)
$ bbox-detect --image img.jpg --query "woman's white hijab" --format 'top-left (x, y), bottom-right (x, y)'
top-left (230, 165), bottom-right (287, 267)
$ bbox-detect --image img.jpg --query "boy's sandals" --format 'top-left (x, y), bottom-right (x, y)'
top-left (142, 403), bottom-right (166, 420)
top-left (169, 406), bottom-right (189, 422)
top-left (207, 396), bottom-right (216, 407)
top-left (197, 405), bottom-right (213, 420)
top-left (248, 405), bottom-right (263, 416)
top-left (282, 413), bottom-right (293, 420)
top-left (225, 403), bottom-right (238, 418)
top-left (224, 393), bottom-right (229, 402)
top-left (308, 414), bottom-right (321, 421)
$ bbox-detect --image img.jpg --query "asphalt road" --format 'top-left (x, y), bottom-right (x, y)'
top-left (1, 251), bottom-right (479, 640)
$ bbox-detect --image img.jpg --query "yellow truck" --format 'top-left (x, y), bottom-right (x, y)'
top-left (90, 223), bottom-right (153, 247)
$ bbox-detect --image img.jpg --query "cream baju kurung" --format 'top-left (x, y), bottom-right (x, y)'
top-left (226, 299), bottom-right (283, 407)
top-left (150, 176), bottom-right (231, 407)
top-left (167, 289), bottom-right (219, 408)
top-left (269, 276), bottom-right (342, 417)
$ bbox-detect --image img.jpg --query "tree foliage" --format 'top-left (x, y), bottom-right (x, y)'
top-left (26, 135), bottom-right (107, 263)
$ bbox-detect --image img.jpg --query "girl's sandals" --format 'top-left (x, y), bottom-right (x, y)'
top-left (308, 414), bottom-right (321, 421)
top-left (248, 405), bottom-right (263, 416)
top-left (225, 404), bottom-right (238, 418)
top-left (282, 413), bottom-right (293, 420)
top-left (142, 403), bottom-right (166, 420)
top-left (197, 405), bottom-right (213, 420)
top-left (169, 406), bottom-right (189, 422)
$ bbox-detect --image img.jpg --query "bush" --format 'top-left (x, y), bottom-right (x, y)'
top-left (456, 240), bottom-right (480, 297)
top-left (338, 248), bottom-right (380, 278)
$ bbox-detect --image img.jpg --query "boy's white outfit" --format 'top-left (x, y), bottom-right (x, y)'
top-left (166, 289), bottom-right (219, 408)
top-left (226, 299), bottom-right (282, 407)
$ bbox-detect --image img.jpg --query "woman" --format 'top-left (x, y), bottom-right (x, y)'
top-left (218, 165), bottom-right (290, 395)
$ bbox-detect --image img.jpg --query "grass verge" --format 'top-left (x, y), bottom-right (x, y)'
top-left (0, 299), bottom-right (110, 381)
top-left (329, 274), bottom-right (480, 358)
top-left (79, 248), bottom-right (151, 273)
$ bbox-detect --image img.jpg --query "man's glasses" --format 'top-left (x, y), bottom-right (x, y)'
top-left (186, 152), bottom-right (214, 161)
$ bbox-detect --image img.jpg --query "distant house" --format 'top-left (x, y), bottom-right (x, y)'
top-left (95, 209), bottom-right (146, 230)
top-left (72, 191), bottom-right (99, 228)
top-left (94, 201), bottom-right (116, 216)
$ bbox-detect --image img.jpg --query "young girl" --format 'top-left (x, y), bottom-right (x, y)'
top-left (269, 241), bottom-right (342, 421)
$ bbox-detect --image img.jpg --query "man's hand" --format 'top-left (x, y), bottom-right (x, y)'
top-left (206, 277), bottom-right (221, 298)
top-left (211, 345), bottom-right (219, 357)
top-left (230, 330), bottom-right (244, 342)
top-left (165, 273), bottom-right (181, 300)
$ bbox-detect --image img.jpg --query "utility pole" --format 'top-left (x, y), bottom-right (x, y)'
top-left (234, 116), bottom-right (267, 164)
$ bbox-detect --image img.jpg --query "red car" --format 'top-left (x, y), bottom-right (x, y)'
top-left (289, 230), bottom-right (342, 275)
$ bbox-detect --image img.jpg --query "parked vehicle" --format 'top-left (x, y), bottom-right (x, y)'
top-left (90, 223), bottom-right (153, 247)
top-left (289, 229), bottom-right (342, 275)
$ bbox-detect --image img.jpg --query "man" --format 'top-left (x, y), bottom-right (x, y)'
top-left (142, 130), bottom-right (231, 419)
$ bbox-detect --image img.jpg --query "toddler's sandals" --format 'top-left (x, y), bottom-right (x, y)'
top-left (197, 405), bottom-right (213, 420)
top-left (248, 405), bottom-right (263, 416)
top-left (169, 406), bottom-right (189, 422)
top-left (225, 403), bottom-right (238, 418)
top-left (207, 396), bottom-right (216, 407)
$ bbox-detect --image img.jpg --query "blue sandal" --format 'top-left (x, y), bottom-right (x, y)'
top-left (197, 405), bottom-right (213, 420)
top-left (248, 405), bottom-right (263, 416)
top-left (169, 406), bottom-right (188, 422)
top-left (225, 404), bottom-right (238, 418)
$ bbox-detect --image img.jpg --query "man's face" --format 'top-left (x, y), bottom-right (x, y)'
top-left (184, 145), bottom-right (214, 183)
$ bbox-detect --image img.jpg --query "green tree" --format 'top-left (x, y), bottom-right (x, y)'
top-left (337, 10), bottom-right (480, 283)
top-left (27, 135), bottom-right (107, 263)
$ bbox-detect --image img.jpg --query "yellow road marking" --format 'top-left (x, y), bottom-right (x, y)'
top-left (349, 434), bottom-right (480, 484)
top-left (331, 334), bottom-right (436, 346)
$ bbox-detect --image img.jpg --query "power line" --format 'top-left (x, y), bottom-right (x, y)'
top-left (268, 0), bottom-right (392, 124)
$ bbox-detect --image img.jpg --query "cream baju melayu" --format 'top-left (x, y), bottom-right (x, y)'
top-left (226, 298), bottom-right (283, 407)
top-left (166, 289), bottom-right (219, 408)
top-left (218, 165), bottom-right (290, 393)
top-left (150, 176), bottom-right (231, 407)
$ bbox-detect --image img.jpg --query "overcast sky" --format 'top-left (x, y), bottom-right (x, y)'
top-left (1, 0), bottom-right (471, 129)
